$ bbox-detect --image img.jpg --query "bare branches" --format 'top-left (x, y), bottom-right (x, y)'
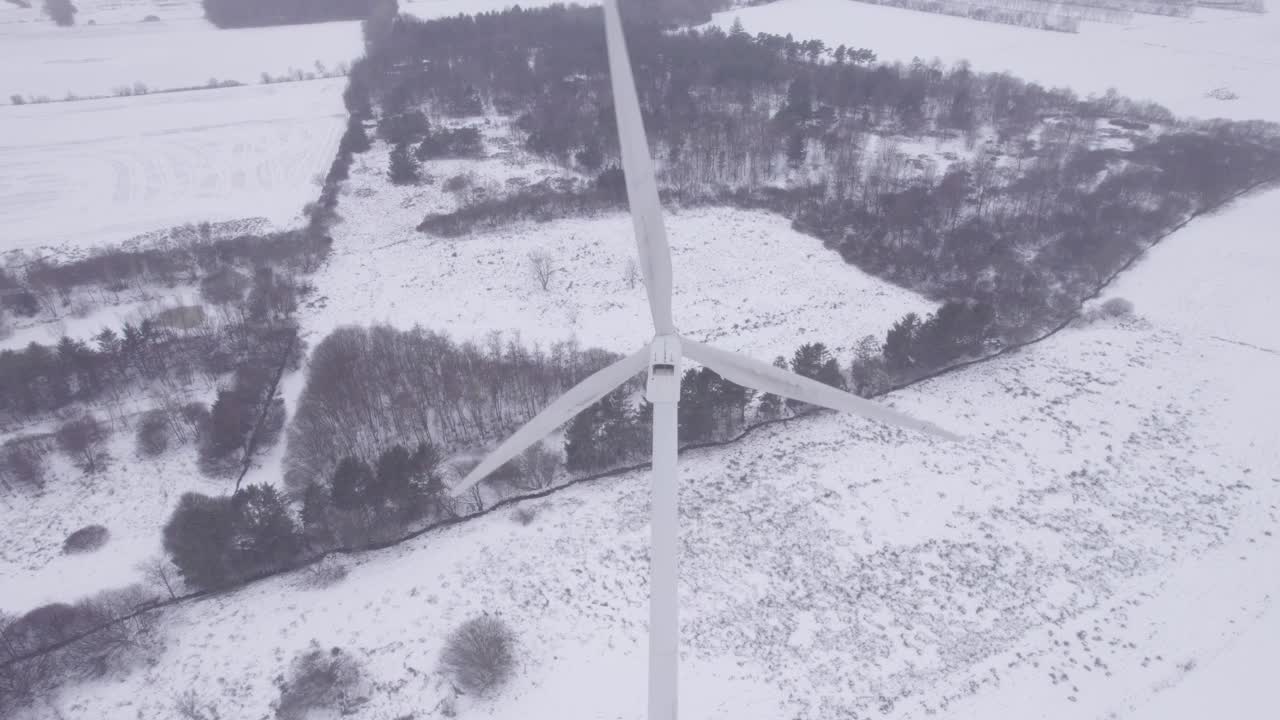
top-left (528, 250), bottom-right (557, 291)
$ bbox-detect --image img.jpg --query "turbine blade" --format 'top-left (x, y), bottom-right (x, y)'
top-left (452, 345), bottom-right (650, 497)
top-left (682, 339), bottom-right (960, 441)
top-left (602, 0), bottom-right (675, 335)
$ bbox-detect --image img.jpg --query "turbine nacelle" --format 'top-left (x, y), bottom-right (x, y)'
top-left (645, 335), bottom-right (682, 403)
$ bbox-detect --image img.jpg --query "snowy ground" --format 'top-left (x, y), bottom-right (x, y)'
top-left (23, 182), bottom-right (1280, 719)
top-left (0, 78), bottom-right (347, 254)
top-left (709, 0), bottom-right (1280, 123)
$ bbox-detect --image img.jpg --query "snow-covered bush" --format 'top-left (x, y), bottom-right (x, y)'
top-left (274, 642), bottom-right (367, 720)
top-left (136, 409), bottom-right (171, 457)
top-left (439, 615), bottom-right (516, 695)
top-left (1100, 297), bottom-right (1135, 318)
top-left (304, 556), bottom-right (349, 588)
top-left (511, 505), bottom-right (537, 526)
top-left (63, 525), bottom-right (109, 554)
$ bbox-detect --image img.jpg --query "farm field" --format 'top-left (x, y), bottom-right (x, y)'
top-left (710, 0), bottom-right (1280, 122)
top-left (0, 78), bottom-right (347, 255)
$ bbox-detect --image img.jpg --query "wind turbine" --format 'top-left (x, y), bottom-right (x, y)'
top-left (451, 2), bottom-right (959, 718)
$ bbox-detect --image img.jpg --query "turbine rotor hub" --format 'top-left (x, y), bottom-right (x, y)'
top-left (645, 334), bottom-right (682, 403)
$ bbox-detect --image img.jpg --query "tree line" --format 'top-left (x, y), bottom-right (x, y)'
top-left (201, 0), bottom-right (372, 28)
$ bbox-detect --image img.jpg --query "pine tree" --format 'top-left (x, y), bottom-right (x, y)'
top-left (756, 356), bottom-right (789, 420)
top-left (330, 457), bottom-right (373, 511)
top-left (786, 132), bottom-right (807, 169)
top-left (374, 444), bottom-right (414, 507)
top-left (884, 313), bottom-right (921, 374)
top-left (388, 143), bottom-right (420, 185)
top-left (231, 484), bottom-right (302, 571)
top-left (163, 493), bottom-right (236, 588)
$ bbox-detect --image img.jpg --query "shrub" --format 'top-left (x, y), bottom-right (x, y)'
top-left (514, 444), bottom-right (558, 491)
top-left (63, 524), bottom-right (109, 554)
top-left (0, 586), bottom-right (159, 707)
top-left (9, 94), bottom-right (25, 105)
top-left (388, 143), bottom-right (420, 185)
top-left (199, 266), bottom-right (250, 305)
top-left (1101, 296), bottom-right (1134, 318)
top-left (173, 689), bottom-right (221, 720)
top-left (1, 440), bottom-right (46, 489)
top-left (136, 408), bottom-right (171, 457)
top-left (56, 414), bottom-right (109, 474)
top-left (43, 0), bottom-right (76, 26)
top-left (511, 505), bottom-right (537, 525)
top-left (1, 289), bottom-right (40, 317)
top-left (439, 615), bottom-right (516, 695)
top-left (274, 642), bottom-right (367, 720)
top-left (444, 173), bottom-right (471, 193)
top-left (303, 556), bottom-right (348, 588)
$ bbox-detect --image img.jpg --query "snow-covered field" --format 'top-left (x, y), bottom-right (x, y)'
top-left (0, 0), bottom-right (362, 100)
top-left (709, 0), bottom-right (1280, 122)
top-left (0, 78), bottom-right (347, 254)
top-left (312, 139), bottom-right (936, 361)
top-left (23, 182), bottom-right (1280, 718)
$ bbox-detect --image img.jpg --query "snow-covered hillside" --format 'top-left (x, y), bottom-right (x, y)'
top-left (709, 0), bottom-right (1280, 122)
top-left (0, 78), bottom-right (347, 254)
top-left (24, 180), bottom-right (1280, 718)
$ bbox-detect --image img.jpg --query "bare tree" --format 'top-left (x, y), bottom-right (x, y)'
top-left (174, 690), bottom-right (221, 720)
top-left (622, 257), bottom-right (641, 290)
top-left (528, 250), bottom-right (556, 291)
top-left (136, 555), bottom-right (180, 600)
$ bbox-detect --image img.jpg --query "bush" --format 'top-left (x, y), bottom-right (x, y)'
top-left (1, 289), bottom-right (40, 317)
top-left (199, 266), bottom-right (250, 305)
top-left (136, 408), bottom-right (171, 457)
top-left (43, 0), bottom-right (76, 26)
top-left (56, 414), bottom-right (109, 474)
top-left (1101, 296), bottom-right (1135, 318)
top-left (1, 439), bottom-right (46, 490)
top-left (439, 615), bottom-right (516, 695)
top-left (63, 525), bottom-right (109, 554)
top-left (274, 642), bottom-right (367, 720)
top-left (511, 505), bottom-right (537, 525)
top-left (513, 444), bottom-right (558, 491)
top-left (303, 556), bottom-right (348, 588)
top-left (0, 586), bottom-right (159, 708)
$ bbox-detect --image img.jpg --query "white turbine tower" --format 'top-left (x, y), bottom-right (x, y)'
top-left (452, 2), bottom-right (959, 718)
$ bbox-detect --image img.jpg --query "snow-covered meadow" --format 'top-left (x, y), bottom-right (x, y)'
top-left (710, 0), bottom-right (1280, 122)
top-left (0, 78), bottom-right (347, 255)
